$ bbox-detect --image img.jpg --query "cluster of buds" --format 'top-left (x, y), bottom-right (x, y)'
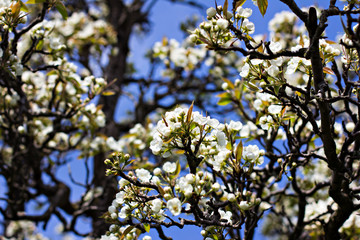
top-left (0, 1), bottom-right (27, 30)
top-left (189, 5), bottom-right (233, 47)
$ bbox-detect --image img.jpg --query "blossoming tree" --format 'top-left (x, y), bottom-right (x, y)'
top-left (2, 0), bottom-right (360, 240)
top-left (102, 0), bottom-right (360, 239)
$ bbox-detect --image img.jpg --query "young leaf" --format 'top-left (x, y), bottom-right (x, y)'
top-left (143, 223), bottom-right (150, 233)
top-left (216, 92), bottom-right (232, 98)
top-left (11, 1), bottom-right (21, 18)
top-left (325, 40), bottom-right (336, 45)
top-left (235, 141), bottom-right (243, 163)
top-left (120, 226), bottom-right (135, 240)
top-left (218, 97), bottom-right (232, 106)
top-left (55, 1), bottom-right (68, 20)
top-left (157, 184), bottom-right (166, 197)
top-left (101, 90), bottom-right (116, 96)
top-left (235, 0), bottom-right (247, 10)
top-left (222, 77), bottom-right (235, 89)
top-left (186, 101), bottom-right (194, 123)
top-left (223, 0), bottom-right (228, 17)
top-left (234, 89), bottom-right (241, 99)
top-left (257, 0), bottom-right (268, 16)
top-left (162, 114), bottom-right (168, 127)
top-left (26, 0), bottom-right (47, 4)
top-left (19, 1), bottom-right (29, 12)
top-left (174, 160), bottom-right (181, 177)
top-left (323, 66), bottom-right (335, 75)
top-left (340, 14), bottom-right (350, 36)
top-left (245, 81), bottom-right (259, 91)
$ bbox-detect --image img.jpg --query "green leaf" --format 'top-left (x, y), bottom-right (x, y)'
top-left (19, 1), bottom-right (29, 12)
top-left (218, 97), bottom-right (232, 106)
top-left (257, 0), bottom-right (268, 16)
top-left (162, 114), bottom-right (168, 127)
top-left (234, 0), bottom-right (247, 10)
top-left (120, 226), bottom-right (135, 240)
top-left (234, 89), bottom-right (241, 99)
top-left (121, 133), bottom-right (137, 139)
top-left (235, 141), bottom-right (243, 163)
top-left (11, 1), bottom-right (21, 17)
top-left (340, 14), bottom-right (350, 36)
top-left (174, 160), bottom-right (181, 177)
top-left (222, 77), bottom-right (235, 89)
top-left (36, 39), bottom-right (44, 50)
top-left (223, 0), bottom-right (228, 17)
top-left (102, 90), bottom-right (116, 96)
top-left (157, 184), bottom-right (166, 197)
top-left (245, 81), bottom-right (259, 91)
top-left (143, 223), bottom-right (150, 233)
top-left (323, 66), bottom-right (335, 75)
top-left (55, 1), bottom-right (68, 20)
top-left (186, 101), bottom-right (194, 123)
top-left (216, 91), bottom-right (232, 98)
top-left (26, 0), bottom-right (47, 3)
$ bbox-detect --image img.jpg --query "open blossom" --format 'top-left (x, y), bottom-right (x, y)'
top-left (227, 120), bottom-right (243, 131)
top-left (151, 199), bottom-right (163, 213)
top-left (118, 205), bottom-right (130, 219)
top-left (242, 19), bottom-right (255, 34)
top-left (206, 7), bottom-right (217, 18)
top-left (217, 18), bottom-right (229, 30)
top-left (239, 201), bottom-right (251, 210)
top-left (167, 198), bottom-right (182, 216)
top-left (268, 104), bottom-right (283, 115)
top-left (163, 162), bottom-right (177, 174)
top-left (237, 6), bottom-right (252, 18)
top-left (269, 41), bottom-right (282, 53)
top-left (135, 168), bottom-right (152, 182)
top-left (242, 145), bottom-right (261, 163)
top-left (219, 210), bottom-right (233, 223)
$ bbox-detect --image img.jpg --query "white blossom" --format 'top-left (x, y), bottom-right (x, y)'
top-left (135, 168), bottom-right (152, 182)
top-left (163, 162), bottom-right (177, 174)
top-left (167, 198), bottom-right (182, 216)
top-left (206, 7), bottom-right (217, 18)
top-left (217, 18), bottom-right (229, 30)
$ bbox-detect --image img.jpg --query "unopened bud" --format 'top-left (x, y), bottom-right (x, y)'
top-left (164, 193), bottom-right (171, 200)
top-left (154, 168), bottom-right (162, 176)
top-left (227, 193), bottom-right (236, 202)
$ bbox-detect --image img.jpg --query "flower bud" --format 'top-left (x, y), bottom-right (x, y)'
top-left (212, 182), bottom-right (221, 191)
top-left (164, 193), bottom-right (171, 200)
top-left (206, 7), bottom-right (217, 18)
top-left (217, 18), bottom-right (229, 30)
top-left (185, 174), bottom-right (195, 184)
top-left (227, 193), bottom-right (236, 202)
top-left (189, 34), bottom-right (197, 43)
top-left (346, 122), bottom-right (355, 132)
top-left (154, 168), bottom-right (162, 176)
top-left (239, 201), bottom-right (250, 210)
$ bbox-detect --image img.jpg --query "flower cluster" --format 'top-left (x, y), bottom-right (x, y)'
top-left (152, 37), bottom-right (207, 77)
top-left (150, 106), bottom-right (263, 172)
top-left (189, 5), bottom-right (234, 47)
top-left (102, 104), bottom-right (268, 239)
